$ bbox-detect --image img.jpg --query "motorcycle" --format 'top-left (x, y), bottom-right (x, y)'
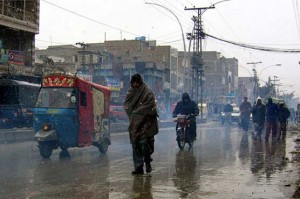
top-left (174, 114), bottom-right (194, 150)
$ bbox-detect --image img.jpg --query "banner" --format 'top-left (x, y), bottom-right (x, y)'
top-left (8, 50), bottom-right (24, 66)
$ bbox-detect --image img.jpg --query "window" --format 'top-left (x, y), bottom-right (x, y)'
top-left (80, 91), bottom-right (87, 106)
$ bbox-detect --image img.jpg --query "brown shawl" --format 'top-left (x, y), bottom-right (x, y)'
top-left (123, 83), bottom-right (158, 143)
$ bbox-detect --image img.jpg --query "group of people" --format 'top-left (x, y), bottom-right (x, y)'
top-left (222, 96), bottom-right (291, 143)
top-left (123, 73), bottom-right (291, 175)
top-left (251, 97), bottom-right (290, 142)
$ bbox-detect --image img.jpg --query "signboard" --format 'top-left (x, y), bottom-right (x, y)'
top-left (8, 50), bottom-right (24, 66)
top-left (42, 76), bottom-right (76, 87)
top-left (106, 77), bottom-right (121, 91)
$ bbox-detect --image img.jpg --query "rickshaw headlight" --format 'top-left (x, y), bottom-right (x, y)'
top-left (42, 123), bottom-right (50, 131)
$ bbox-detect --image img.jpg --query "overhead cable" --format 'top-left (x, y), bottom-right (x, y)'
top-left (204, 32), bottom-right (300, 53)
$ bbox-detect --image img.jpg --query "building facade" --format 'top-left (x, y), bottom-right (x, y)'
top-left (0, 0), bottom-right (40, 75)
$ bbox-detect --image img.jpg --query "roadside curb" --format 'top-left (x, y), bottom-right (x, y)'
top-left (0, 121), bottom-right (176, 144)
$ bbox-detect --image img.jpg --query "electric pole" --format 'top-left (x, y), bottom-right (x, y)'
top-left (247, 61), bottom-right (262, 102)
top-left (76, 42), bottom-right (89, 70)
top-left (185, 6), bottom-right (214, 120)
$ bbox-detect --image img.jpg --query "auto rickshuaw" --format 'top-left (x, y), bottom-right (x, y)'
top-left (34, 73), bottom-right (111, 158)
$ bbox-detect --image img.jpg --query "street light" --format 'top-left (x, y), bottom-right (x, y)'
top-left (258, 63), bottom-right (281, 76)
top-left (239, 65), bottom-right (253, 78)
top-left (145, 2), bottom-right (186, 66)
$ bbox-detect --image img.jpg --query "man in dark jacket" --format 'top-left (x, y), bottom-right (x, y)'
top-left (239, 97), bottom-right (252, 132)
top-left (265, 97), bottom-right (279, 142)
top-left (124, 74), bottom-right (159, 175)
top-left (277, 103), bottom-right (290, 140)
top-left (251, 98), bottom-right (266, 141)
top-left (172, 93), bottom-right (199, 140)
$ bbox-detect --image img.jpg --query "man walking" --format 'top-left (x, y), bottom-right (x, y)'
top-left (251, 98), bottom-right (266, 141)
top-left (239, 97), bottom-right (252, 132)
top-left (124, 74), bottom-right (159, 175)
top-left (265, 97), bottom-right (279, 143)
top-left (277, 102), bottom-right (290, 140)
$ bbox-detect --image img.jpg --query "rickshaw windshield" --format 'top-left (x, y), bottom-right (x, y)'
top-left (36, 87), bottom-right (76, 108)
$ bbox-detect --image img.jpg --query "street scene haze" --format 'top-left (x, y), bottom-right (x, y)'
top-left (1, 0), bottom-right (300, 199)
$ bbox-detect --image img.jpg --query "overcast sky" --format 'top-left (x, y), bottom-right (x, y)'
top-left (36, 0), bottom-right (300, 98)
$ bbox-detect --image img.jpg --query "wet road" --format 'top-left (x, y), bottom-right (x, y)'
top-left (0, 122), bottom-right (299, 199)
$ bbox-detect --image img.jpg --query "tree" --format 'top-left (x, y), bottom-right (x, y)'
top-left (258, 77), bottom-right (276, 99)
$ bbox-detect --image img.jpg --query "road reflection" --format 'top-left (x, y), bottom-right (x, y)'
top-left (132, 176), bottom-right (153, 199)
top-left (239, 132), bottom-right (250, 165)
top-left (265, 141), bottom-right (287, 179)
top-left (32, 153), bottom-right (110, 198)
top-left (173, 150), bottom-right (198, 198)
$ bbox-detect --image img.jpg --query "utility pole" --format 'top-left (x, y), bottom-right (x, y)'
top-left (76, 42), bottom-right (88, 70)
top-left (185, 6), bottom-right (214, 120)
top-left (247, 61), bottom-right (262, 102)
top-left (273, 75), bottom-right (280, 98)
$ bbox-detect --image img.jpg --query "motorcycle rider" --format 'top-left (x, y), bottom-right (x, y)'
top-left (172, 93), bottom-right (199, 141)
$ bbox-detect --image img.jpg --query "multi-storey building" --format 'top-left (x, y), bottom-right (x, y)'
top-left (36, 39), bottom-right (240, 114)
top-left (35, 38), bottom-right (181, 111)
top-left (0, 0), bottom-right (40, 75)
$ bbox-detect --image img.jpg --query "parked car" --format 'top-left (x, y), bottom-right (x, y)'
top-left (231, 105), bottom-right (241, 125)
top-left (109, 105), bottom-right (128, 122)
top-left (220, 104), bottom-right (241, 125)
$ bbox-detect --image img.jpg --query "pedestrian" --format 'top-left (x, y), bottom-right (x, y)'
top-left (172, 93), bottom-right (199, 141)
top-left (265, 97), bottom-right (279, 142)
top-left (123, 73), bottom-right (159, 175)
top-left (277, 102), bottom-right (290, 140)
top-left (239, 97), bottom-right (252, 132)
top-left (251, 98), bottom-right (266, 141)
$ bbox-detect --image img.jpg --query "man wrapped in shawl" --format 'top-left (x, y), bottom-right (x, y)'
top-left (124, 74), bottom-right (159, 175)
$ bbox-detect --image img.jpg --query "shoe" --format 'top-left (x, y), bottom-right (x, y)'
top-left (131, 168), bottom-right (144, 175)
top-left (145, 163), bottom-right (152, 173)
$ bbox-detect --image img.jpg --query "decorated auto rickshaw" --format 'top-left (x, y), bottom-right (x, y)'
top-left (33, 73), bottom-right (111, 158)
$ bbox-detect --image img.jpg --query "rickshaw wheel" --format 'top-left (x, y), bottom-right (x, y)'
top-left (98, 140), bottom-right (109, 154)
top-left (39, 144), bottom-right (53, 158)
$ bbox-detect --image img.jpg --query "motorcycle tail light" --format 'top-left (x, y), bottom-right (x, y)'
top-left (42, 123), bottom-right (50, 131)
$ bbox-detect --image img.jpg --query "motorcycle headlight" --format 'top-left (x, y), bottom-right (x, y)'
top-left (42, 123), bottom-right (50, 131)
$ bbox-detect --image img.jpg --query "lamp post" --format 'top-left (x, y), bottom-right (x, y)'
top-left (145, 2), bottom-right (187, 112)
top-left (145, 2), bottom-right (186, 66)
top-left (258, 64), bottom-right (281, 76)
top-left (246, 62), bottom-right (281, 101)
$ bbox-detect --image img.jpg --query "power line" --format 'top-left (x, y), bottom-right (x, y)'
top-left (204, 32), bottom-right (300, 53)
top-left (41, 0), bottom-right (138, 37)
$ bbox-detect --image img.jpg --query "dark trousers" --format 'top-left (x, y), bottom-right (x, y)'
top-left (241, 117), bottom-right (250, 132)
top-left (132, 137), bottom-right (154, 170)
top-left (265, 120), bottom-right (277, 141)
top-left (254, 122), bottom-right (264, 139)
top-left (278, 122), bottom-right (287, 140)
